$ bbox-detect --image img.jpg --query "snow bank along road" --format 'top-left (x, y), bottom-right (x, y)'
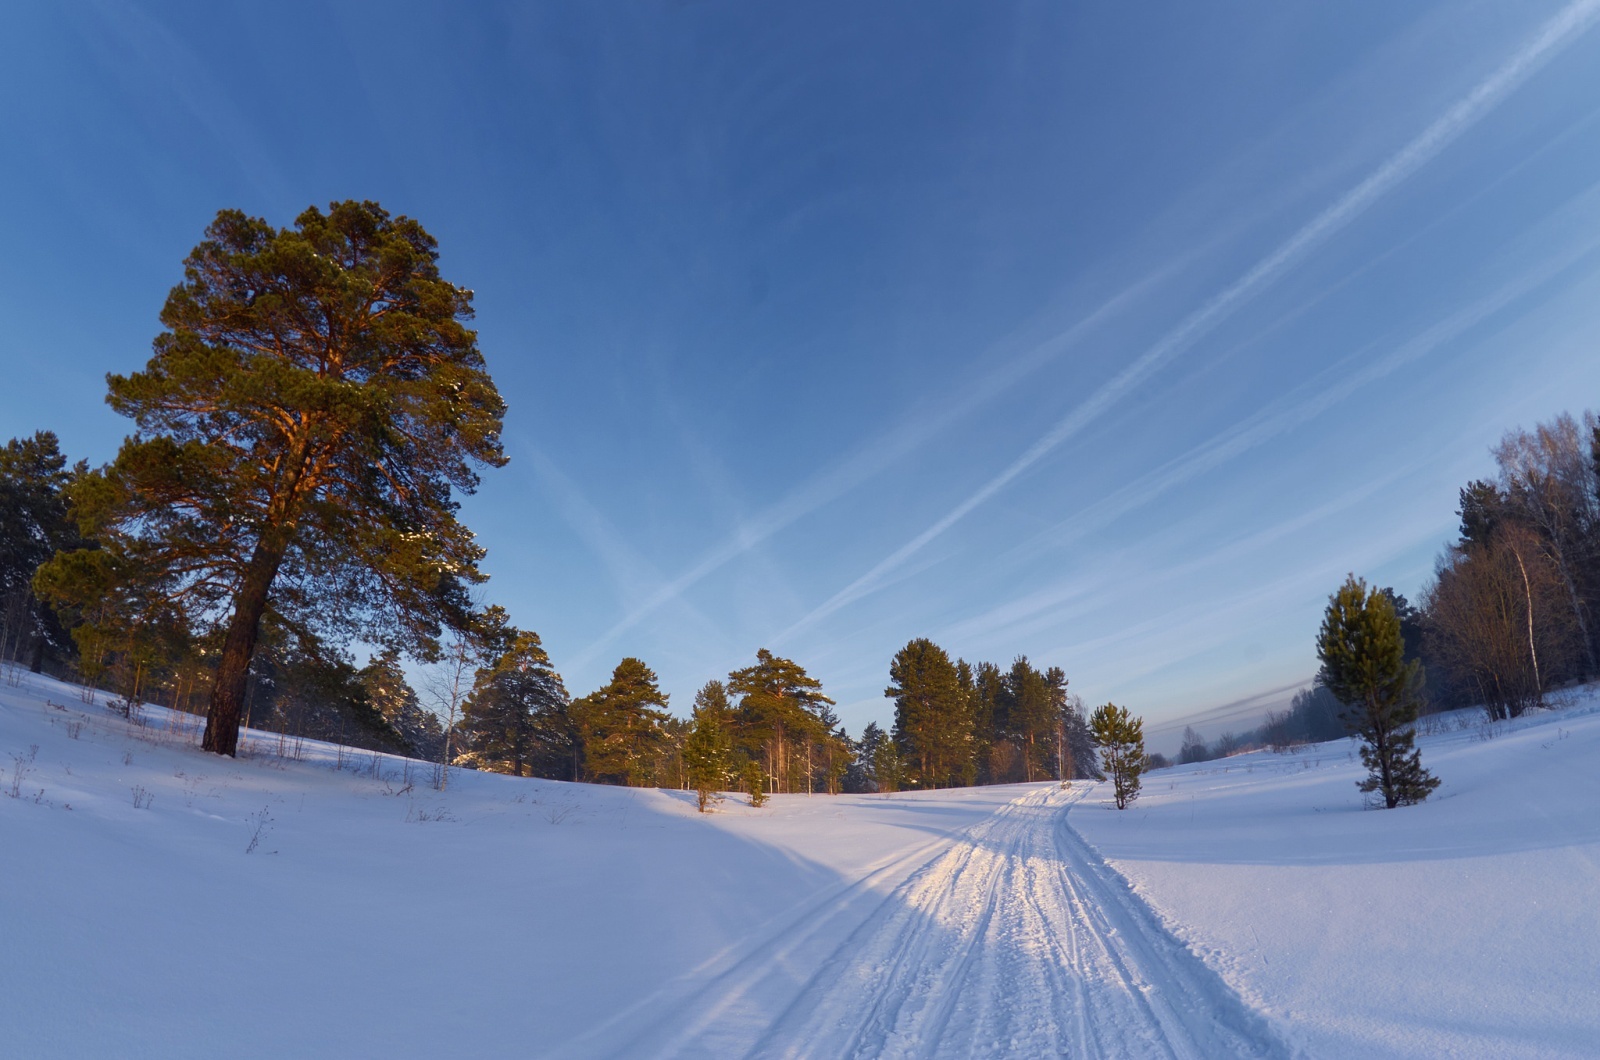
top-left (565, 785), bottom-right (1289, 1059)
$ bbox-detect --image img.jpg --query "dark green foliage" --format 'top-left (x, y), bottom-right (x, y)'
top-left (844, 721), bottom-right (888, 792)
top-left (37, 201), bottom-right (507, 756)
top-left (359, 648), bottom-right (444, 760)
top-left (1003, 656), bottom-right (1055, 782)
top-left (1047, 667), bottom-right (1096, 781)
top-left (33, 536), bottom-right (189, 707)
top-left (571, 657), bottom-right (672, 785)
top-left (0, 433), bottom-right (76, 590)
top-left (1318, 575), bottom-right (1440, 809)
top-left (458, 631), bottom-right (572, 778)
top-left (743, 759), bottom-right (767, 807)
top-left (255, 626), bottom-right (408, 754)
top-left (1457, 480), bottom-right (1506, 549)
top-left (685, 681), bottom-right (732, 812)
top-left (1089, 703), bottom-right (1144, 810)
top-left (969, 661), bottom-right (1004, 781)
top-left (886, 638), bottom-right (972, 789)
top-left (875, 652), bottom-right (1076, 786)
top-left (1380, 589), bottom-right (1427, 670)
top-left (1, 432), bottom-right (81, 671)
top-left (872, 738), bottom-right (902, 794)
top-left (727, 649), bottom-right (843, 794)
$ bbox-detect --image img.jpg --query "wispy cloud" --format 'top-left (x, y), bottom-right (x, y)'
top-left (565, 262), bottom-right (1173, 669)
top-left (1021, 225), bottom-right (1600, 560)
top-left (941, 381), bottom-right (1551, 674)
top-left (942, 406), bottom-right (1537, 736)
top-left (939, 454), bottom-right (1428, 652)
top-left (82, 1), bottom-right (294, 209)
top-left (516, 435), bottom-right (728, 668)
top-left (1045, 500), bottom-right (1451, 703)
top-left (774, 0), bottom-right (1600, 645)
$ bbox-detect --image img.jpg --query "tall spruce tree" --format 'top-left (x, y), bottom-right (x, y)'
top-left (36, 202), bottom-right (507, 756)
top-left (1004, 656), bottom-right (1054, 782)
top-left (1317, 574), bottom-right (1440, 808)
top-left (1047, 671), bottom-right (1095, 781)
top-left (1089, 703), bottom-right (1145, 810)
top-left (457, 631), bottom-right (571, 778)
top-left (969, 660), bottom-right (1004, 782)
top-left (886, 638), bottom-right (972, 789)
top-left (571, 657), bottom-right (672, 785)
top-left (850, 721), bottom-right (889, 792)
top-left (359, 648), bottom-right (444, 760)
top-left (2, 432), bottom-right (80, 670)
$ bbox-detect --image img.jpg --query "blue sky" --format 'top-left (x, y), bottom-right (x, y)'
top-left (4, 2), bottom-right (1600, 750)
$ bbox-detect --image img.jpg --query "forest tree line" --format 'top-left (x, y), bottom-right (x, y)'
top-left (1, 427), bottom-right (1098, 796)
top-left (1, 445), bottom-right (1097, 797)
top-left (0, 201), bottom-right (1100, 799)
top-left (1169, 408), bottom-right (1600, 765)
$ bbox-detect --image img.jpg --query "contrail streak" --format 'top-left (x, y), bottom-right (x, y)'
top-left (1033, 228), bottom-right (1600, 555)
top-left (775, 0), bottom-right (1600, 644)
top-left (566, 265), bottom-right (1166, 669)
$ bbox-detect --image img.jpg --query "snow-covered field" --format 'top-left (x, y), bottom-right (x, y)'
top-left (3, 668), bottom-right (1597, 1058)
top-left (1073, 691), bottom-right (1600, 1059)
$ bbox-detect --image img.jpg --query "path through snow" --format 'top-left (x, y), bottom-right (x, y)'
top-left (566, 786), bottom-right (1289, 1058)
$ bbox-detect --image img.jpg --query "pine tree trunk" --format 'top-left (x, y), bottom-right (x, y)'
top-left (203, 538), bottom-right (287, 757)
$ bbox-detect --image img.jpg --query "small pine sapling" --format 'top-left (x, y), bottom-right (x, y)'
top-left (1317, 575), bottom-right (1440, 808)
top-left (1089, 703), bottom-right (1145, 810)
top-left (743, 759), bottom-right (767, 807)
top-left (684, 689), bottom-right (731, 813)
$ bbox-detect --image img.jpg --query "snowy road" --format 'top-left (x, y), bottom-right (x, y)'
top-left (565, 786), bottom-right (1288, 1059)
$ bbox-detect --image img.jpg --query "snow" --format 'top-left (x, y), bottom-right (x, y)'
top-left (3, 667), bottom-right (1598, 1058)
top-left (1071, 692), bottom-right (1600, 1059)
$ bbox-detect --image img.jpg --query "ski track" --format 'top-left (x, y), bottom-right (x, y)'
top-left (566, 786), bottom-right (1292, 1059)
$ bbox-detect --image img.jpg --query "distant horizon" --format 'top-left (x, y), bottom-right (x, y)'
top-left (5, 2), bottom-right (1600, 744)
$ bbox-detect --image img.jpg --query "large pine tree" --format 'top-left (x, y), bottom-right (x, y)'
top-left (727, 648), bottom-right (837, 795)
top-left (37, 202), bottom-right (506, 756)
top-left (886, 638), bottom-right (972, 789)
top-left (1003, 656), bottom-right (1055, 782)
top-left (570, 657), bottom-right (672, 785)
top-left (457, 631), bottom-right (572, 778)
top-left (1318, 574), bottom-right (1440, 808)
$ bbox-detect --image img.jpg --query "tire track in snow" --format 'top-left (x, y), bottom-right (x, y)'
top-left (745, 785), bottom-right (1291, 1059)
top-left (550, 828), bottom-right (960, 1059)
top-left (1050, 796), bottom-right (1287, 1058)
